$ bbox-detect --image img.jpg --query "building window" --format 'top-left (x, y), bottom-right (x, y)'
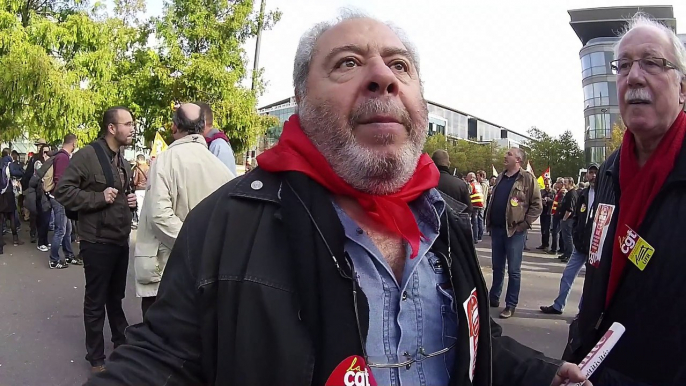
top-left (581, 52), bottom-right (608, 79)
top-left (585, 113), bottom-right (612, 139)
top-left (583, 82), bottom-right (610, 108)
top-left (586, 146), bottom-right (607, 164)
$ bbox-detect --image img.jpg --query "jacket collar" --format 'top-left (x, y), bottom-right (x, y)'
top-left (229, 167), bottom-right (281, 205)
top-left (606, 131), bottom-right (686, 184)
top-left (168, 134), bottom-right (208, 149)
top-left (436, 165), bottom-right (451, 174)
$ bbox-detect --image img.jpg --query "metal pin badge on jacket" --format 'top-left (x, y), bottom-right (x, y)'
top-left (251, 180), bottom-right (263, 190)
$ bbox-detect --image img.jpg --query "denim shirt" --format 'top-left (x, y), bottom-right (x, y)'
top-left (333, 189), bottom-right (458, 386)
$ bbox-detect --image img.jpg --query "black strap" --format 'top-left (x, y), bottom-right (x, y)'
top-left (92, 141), bottom-right (115, 188)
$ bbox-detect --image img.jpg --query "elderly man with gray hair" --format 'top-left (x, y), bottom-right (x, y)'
top-left (562, 13), bottom-right (686, 386)
top-left (133, 103), bottom-right (234, 317)
top-left (87, 13), bottom-right (588, 386)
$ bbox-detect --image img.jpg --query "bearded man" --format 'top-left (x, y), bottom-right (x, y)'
top-left (87, 12), bottom-right (588, 386)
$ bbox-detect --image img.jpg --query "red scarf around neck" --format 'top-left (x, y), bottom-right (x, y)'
top-left (606, 111), bottom-right (686, 307)
top-left (257, 114), bottom-right (440, 258)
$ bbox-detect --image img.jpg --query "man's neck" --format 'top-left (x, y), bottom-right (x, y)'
top-left (104, 136), bottom-right (120, 153)
top-left (505, 165), bottom-right (521, 177)
top-left (633, 112), bottom-right (682, 167)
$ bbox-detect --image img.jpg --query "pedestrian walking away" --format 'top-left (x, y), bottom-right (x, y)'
top-left (485, 148), bottom-right (542, 319)
top-left (55, 106), bottom-right (137, 374)
top-left (134, 103), bottom-right (234, 318)
top-left (85, 13), bottom-right (588, 386)
top-left (431, 150), bottom-right (472, 213)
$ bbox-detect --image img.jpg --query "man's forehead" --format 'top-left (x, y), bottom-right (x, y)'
top-left (315, 18), bottom-right (406, 58)
top-left (618, 26), bottom-right (671, 57)
top-left (116, 109), bottom-right (132, 121)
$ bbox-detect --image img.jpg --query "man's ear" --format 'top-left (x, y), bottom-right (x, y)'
top-left (679, 76), bottom-right (686, 105)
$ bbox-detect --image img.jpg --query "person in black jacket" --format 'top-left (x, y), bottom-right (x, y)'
top-left (21, 139), bottom-right (48, 243)
top-left (557, 177), bottom-right (578, 262)
top-left (536, 178), bottom-right (553, 250)
top-left (540, 164), bottom-right (597, 315)
top-left (86, 14), bottom-right (589, 386)
top-left (432, 149), bottom-right (472, 213)
top-left (561, 15), bottom-right (686, 386)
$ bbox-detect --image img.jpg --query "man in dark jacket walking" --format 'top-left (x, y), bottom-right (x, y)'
top-left (540, 164), bottom-right (597, 315)
top-left (562, 14), bottom-right (686, 386)
top-left (87, 14), bottom-right (588, 386)
top-left (432, 149), bottom-right (472, 212)
top-left (55, 107), bottom-right (137, 374)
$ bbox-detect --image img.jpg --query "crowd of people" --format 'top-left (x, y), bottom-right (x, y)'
top-left (0, 8), bottom-right (685, 386)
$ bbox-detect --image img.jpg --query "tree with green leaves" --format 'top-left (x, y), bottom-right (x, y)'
top-left (0, 0), bottom-right (145, 145)
top-left (1, 0), bottom-right (280, 153)
top-left (126, 0), bottom-right (280, 152)
top-left (525, 127), bottom-right (584, 180)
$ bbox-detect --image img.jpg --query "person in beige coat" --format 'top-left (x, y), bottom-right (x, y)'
top-left (134, 103), bottom-right (235, 316)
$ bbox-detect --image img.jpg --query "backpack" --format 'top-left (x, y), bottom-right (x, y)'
top-left (36, 157), bottom-right (56, 193)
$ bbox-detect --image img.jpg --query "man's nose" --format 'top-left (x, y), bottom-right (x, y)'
top-left (626, 60), bottom-right (646, 87)
top-left (362, 58), bottom-right (399, 97)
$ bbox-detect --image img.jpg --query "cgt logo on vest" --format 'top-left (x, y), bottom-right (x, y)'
top-left (325, 356), bottom-right (377, 386)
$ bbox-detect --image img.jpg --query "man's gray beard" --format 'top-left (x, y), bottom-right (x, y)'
top-left (298, 97), bottom-right (427, 195)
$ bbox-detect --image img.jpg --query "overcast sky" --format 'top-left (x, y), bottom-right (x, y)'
top-left (138, 0), bottom-right (686, 145)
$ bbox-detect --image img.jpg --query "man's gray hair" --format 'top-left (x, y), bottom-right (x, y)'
top-left (292, 9), bottom-right (422, 101)
top-left (614, 12), bottom-right (686, 83)
top-left (512, 147), bottom-right (526, 163)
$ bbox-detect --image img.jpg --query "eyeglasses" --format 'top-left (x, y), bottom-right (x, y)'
top-left (610, 57), bottom-right (680, 76)
top-left (112, 121), bottom-right (135, 128)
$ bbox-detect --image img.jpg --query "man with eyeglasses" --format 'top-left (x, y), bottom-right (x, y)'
top-left (562, 14), bottom-right (686, 386)
top-left (87, 14), bottom-right (588, 386)
top-left (55, 106), bottom-right (137, 374)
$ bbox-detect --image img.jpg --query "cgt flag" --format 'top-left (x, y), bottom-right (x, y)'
top-left (526, 161), bottom-right (535, 175)
top-left (537, 167), bottom-right (550, 189)
top-left (492, 164), bottom-right (498, 178)
top-left (151, 132), bottom-right (168, 158)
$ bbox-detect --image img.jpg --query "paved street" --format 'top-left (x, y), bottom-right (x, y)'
top-left (0, 222), bottom-right (584, 385)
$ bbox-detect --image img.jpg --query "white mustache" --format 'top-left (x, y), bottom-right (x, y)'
top-left (625, 88), bottom-right (653, 102)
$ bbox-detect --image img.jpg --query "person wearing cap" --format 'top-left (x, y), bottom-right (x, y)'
top-left (540, 163), bottom-right (598, 315)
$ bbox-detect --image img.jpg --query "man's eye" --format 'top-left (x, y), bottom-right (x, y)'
top-left (390, 61), bottom-right (408, 72)
top-left (338, 59), bottom-right (358, 69)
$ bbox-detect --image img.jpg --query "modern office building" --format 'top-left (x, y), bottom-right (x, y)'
top-left (568, 5), bottom-right (680, 164)
top-left (258, 97), bottom-right (532, 150)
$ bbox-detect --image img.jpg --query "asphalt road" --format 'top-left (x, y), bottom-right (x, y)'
top-left (0, 222), bottom-right (584, 385)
